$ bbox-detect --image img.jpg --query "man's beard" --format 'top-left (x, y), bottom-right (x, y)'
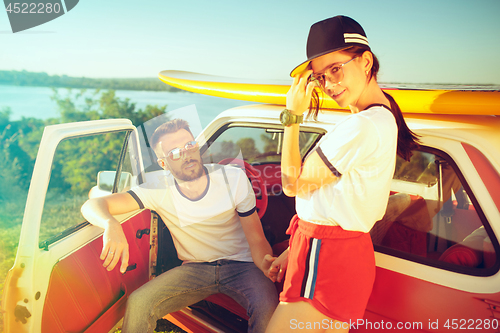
top-left (171, 159), bottom-right (204, 181)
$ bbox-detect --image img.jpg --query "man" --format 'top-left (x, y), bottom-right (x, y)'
top-left (81, 119), bottom-right (278, 333)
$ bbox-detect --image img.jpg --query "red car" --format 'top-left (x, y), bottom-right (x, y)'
top-left (2, 82), bottom-right (500, 332)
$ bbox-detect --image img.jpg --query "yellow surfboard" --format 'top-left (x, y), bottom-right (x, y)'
top-left (158, 70), bottom-right (500, 115)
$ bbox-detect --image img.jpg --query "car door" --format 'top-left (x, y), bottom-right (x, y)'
top-left (2, 119), bottom-right (152, 333)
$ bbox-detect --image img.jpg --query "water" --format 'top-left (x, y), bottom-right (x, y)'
top-left (0, 85), bottom-right (257, 127)
top-left (2, 83), bottom-right (499, 127)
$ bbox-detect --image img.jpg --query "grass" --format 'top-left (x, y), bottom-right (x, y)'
top-left (0, 192), bottom-right (27, 333)
top-left (0, 194), bottom-right (93, 333)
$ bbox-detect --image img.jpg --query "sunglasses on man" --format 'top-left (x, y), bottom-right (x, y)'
top-left (160, 141), bottom-right (199, 161)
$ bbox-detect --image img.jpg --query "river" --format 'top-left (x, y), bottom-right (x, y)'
top-left (0, 85), bottom-right (257, 128)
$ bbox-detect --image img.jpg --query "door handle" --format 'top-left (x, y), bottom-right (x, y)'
top-left (125, 263), bottom-right (137, 272)
top-left (136, 228), bottom-right (150, 239)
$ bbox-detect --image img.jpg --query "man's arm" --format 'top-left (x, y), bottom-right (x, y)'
top-left (81, 192), bottom-right (141, 273)
top-left (239, 211), bottom-right (276, 280)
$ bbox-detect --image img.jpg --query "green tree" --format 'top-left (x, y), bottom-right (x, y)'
top-left (261, 132), bottom-right (279, 159)
top-left (0, 125), bottom-right (23, 201)
top-left (0, 107), bottom-right (11, 127)
top-left (237, 137), bottom-right (259, 162)
top-left (52, 89), bottom-right (167, 126)
top-left (0, 107), bottom-right (38, 200)
top-left (0, 70), bottom-right (182, 91)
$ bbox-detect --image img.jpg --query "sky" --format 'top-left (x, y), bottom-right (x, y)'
top-left (1, 0), bottom-right (500, 85)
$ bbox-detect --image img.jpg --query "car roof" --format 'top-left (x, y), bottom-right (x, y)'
top-left (209, 103), bottom-right (500, 167)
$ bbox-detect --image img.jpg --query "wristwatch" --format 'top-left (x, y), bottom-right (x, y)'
top-left (280, 109), bottom-right (303, 126)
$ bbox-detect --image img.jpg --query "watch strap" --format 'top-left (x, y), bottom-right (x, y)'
top-left (281, 109), bottom-right (303, 126)
top-left (292, 113), bottom-right (304, 124)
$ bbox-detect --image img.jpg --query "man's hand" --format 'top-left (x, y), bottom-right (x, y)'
top-left (269, 248), bottom-right (289, 283)
top-left (81, 193), bottom-right (140, 274)
top-left (100, 220), bottom-right (129, 274)
top-left (262, 254), bottom-right (278, 282)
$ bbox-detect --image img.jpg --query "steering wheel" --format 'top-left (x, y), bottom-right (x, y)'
top-left (218, 158), bottom-right (268, 219)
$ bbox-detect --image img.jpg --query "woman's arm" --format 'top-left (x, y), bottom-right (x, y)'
top-left (281, 70), bottom-right (338, 197)
top-left (284, 151), bottom-right (339, 197)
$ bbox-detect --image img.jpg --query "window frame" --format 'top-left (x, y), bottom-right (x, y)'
top-left (201, 122), bottom-right (326, 165)
top-left (38, 129), bottom-right (133, 250)
top-left (374, 145), bottom-right (500, 277)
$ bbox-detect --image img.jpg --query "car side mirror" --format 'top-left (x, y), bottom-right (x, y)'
top-left (97, 171), bottom-right (132, 193)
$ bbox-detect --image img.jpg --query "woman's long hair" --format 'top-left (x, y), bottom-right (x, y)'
top-left (308, 46), bottom-right (419, 161)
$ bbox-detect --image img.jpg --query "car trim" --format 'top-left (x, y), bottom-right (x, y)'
top-left (38, 221), bottom-right (90, 251)
top-left (113, 131), bottom-right (132, 193)
top-left (463, 142), bottom-right (500, 212)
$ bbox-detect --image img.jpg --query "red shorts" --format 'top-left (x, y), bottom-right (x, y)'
top-left (280, 215), bottom-right (376, 323)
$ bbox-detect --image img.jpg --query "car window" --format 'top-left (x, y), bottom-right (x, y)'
top-left (202, 125), bottom-right (322, 164)
top-left (39, 130), bottom-right (130, 249)
top-left (371, 147), bottom-right (498, 275)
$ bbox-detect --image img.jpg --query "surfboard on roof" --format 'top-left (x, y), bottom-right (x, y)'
top-left (158, 70), bottom-right (500, 116)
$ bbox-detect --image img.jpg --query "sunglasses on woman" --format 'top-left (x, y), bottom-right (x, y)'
top-left (309, 56), bottom-right (358, 87)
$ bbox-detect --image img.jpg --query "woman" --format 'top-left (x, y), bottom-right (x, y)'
top-left (266, 16), bottom-right (419, 332)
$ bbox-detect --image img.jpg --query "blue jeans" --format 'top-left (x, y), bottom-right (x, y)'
top-left (122, 260), bottom-right (279, 333)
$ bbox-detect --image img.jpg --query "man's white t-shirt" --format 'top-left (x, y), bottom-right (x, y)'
top-left (128, 164), bottom-right (256, 262)
top-left (296, 105), bottom-right (398, 232)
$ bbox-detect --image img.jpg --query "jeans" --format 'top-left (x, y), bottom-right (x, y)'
top-left (122, 260), bottom-right (279, 333)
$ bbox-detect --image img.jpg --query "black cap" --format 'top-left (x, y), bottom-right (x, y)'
top-left (290, 16), bottom-right (370, 77)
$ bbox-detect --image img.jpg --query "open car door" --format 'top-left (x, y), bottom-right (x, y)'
top-left (2, 119), bottom-right (152, 333)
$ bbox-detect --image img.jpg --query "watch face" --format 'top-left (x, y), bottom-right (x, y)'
top-left (280, 110), bottom-right (290, 125)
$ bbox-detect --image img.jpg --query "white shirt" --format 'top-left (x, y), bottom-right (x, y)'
top-left (296, 105), bottom-right (398, 232)
top-left (129, 164), bottom-right (256, 262)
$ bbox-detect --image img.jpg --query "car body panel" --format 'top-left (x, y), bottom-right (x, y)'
top-left (196, 106), bottom-right (500, 332)
top-left (3, 103), bottom-right (500, 332)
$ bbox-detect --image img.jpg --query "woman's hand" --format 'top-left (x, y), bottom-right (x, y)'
top-left (286, 69), bottom-right (316, 115)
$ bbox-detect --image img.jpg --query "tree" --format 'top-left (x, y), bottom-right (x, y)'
top-left (51, 89), bottom-right (167, 126)
top-left (0, 108), bottom-right (31, 201)
top-left (237, 137), bottom-right (259, 162)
